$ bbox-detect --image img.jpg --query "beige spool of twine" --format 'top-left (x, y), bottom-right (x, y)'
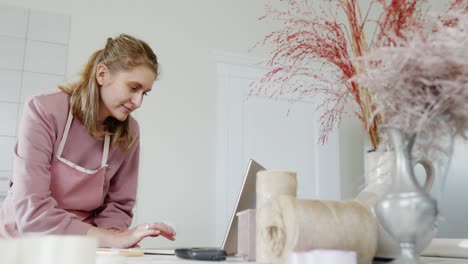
top-left (259, 196), bottom-right (377, 264)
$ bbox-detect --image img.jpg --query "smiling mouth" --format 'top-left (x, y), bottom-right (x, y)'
top-left (122, 105), bottom-right (133, 113)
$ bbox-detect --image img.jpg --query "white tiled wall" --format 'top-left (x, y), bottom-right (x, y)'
top-left (0, 5), bottom-right (28, 38)
top-left (24, 40), bottom-right (68, 75)
top-left (0, 4), bottom-right (70, 204)
top-left (28, 9), bottom-right (70, 44)
top-left (21, 72), bottom-right (65, 102)
top-left (0, 36), bottom-right (26, 70)
top-left (0, 137), bottom-right (15, 171)
top-left (0, 103), bottom-right (19, 136)
top-left (0, 171), bottom-right (10, 202)
top-left (0, 70), bottom-right (22, 102)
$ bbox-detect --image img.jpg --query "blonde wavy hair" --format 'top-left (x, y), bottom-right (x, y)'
top-left (59, 34), bottom-right (158, 151)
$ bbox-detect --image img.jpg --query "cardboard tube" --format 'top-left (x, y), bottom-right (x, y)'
top-left (256, 170), bottom-right (297, 263)
top-left (19, 236), bottom-right (97, 264)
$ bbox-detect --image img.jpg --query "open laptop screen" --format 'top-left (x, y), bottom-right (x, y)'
top-left (221, 159), bottom-right (266, 254)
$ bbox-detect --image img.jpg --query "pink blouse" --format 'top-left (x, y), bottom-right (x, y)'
top-left (0, 91), bottom-right (140, 237)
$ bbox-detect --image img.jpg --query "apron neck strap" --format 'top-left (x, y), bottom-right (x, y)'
top-left (102, 135), bottom-right (110, 167)
top-left (57, 110), bottom-right (111, 167)
top-left (57, 110), bottom-right (74, 158)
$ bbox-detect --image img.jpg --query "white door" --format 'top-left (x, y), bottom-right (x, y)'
top-left (214, 51), bottom-right (341, 245)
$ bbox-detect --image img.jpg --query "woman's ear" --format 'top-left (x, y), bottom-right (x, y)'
top-left (96, 63), bottom-right (108, 86)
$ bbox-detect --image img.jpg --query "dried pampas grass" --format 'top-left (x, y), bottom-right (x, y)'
top-left (356, 11), bottom-right (468, 151)
top-left (355, 12), bottom-right (468, 192)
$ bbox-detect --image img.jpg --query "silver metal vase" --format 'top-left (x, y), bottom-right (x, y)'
top-left (375, 127), bottom-right (438, 264)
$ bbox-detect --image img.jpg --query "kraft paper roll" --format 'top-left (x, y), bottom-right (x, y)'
top-left (256, 170), bottom-right (297, 263)
top-left (18, 236), bottom-right (98, 264)
top-left (0, 238), bottom-right (20, 264)
top-left (258, 196), bottom-right (377, 264)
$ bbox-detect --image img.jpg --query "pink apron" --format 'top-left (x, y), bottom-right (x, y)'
top-left (49, 110), bottom-right (110, 222)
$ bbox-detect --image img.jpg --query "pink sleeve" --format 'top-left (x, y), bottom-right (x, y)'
top-left (94, 123), bottom-right (140, 231)
top-left (11, 97), bottom-right (91, 235)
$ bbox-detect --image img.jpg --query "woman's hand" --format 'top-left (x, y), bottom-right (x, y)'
top-left (88, 222), bottom-right (176, 248)
top-left (143, 222), bottom-right (177, 241)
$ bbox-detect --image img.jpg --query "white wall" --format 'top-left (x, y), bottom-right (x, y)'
top-left (0, 4), bottom-right (70, 203)
top-left (438, 139), bottom-right (468, 238)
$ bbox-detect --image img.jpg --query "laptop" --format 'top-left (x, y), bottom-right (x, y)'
top-left (143, 159), bottom-right (266, 256)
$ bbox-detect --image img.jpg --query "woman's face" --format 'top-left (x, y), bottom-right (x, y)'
top-left (97, 64), bottom-right (156, 121)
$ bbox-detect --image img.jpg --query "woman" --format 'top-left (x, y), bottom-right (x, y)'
top-left (0, 34), bottom-right (175, 248)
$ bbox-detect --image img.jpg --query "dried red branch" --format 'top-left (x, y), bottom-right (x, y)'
top-left (252, 0), bottom-right (464, 150)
